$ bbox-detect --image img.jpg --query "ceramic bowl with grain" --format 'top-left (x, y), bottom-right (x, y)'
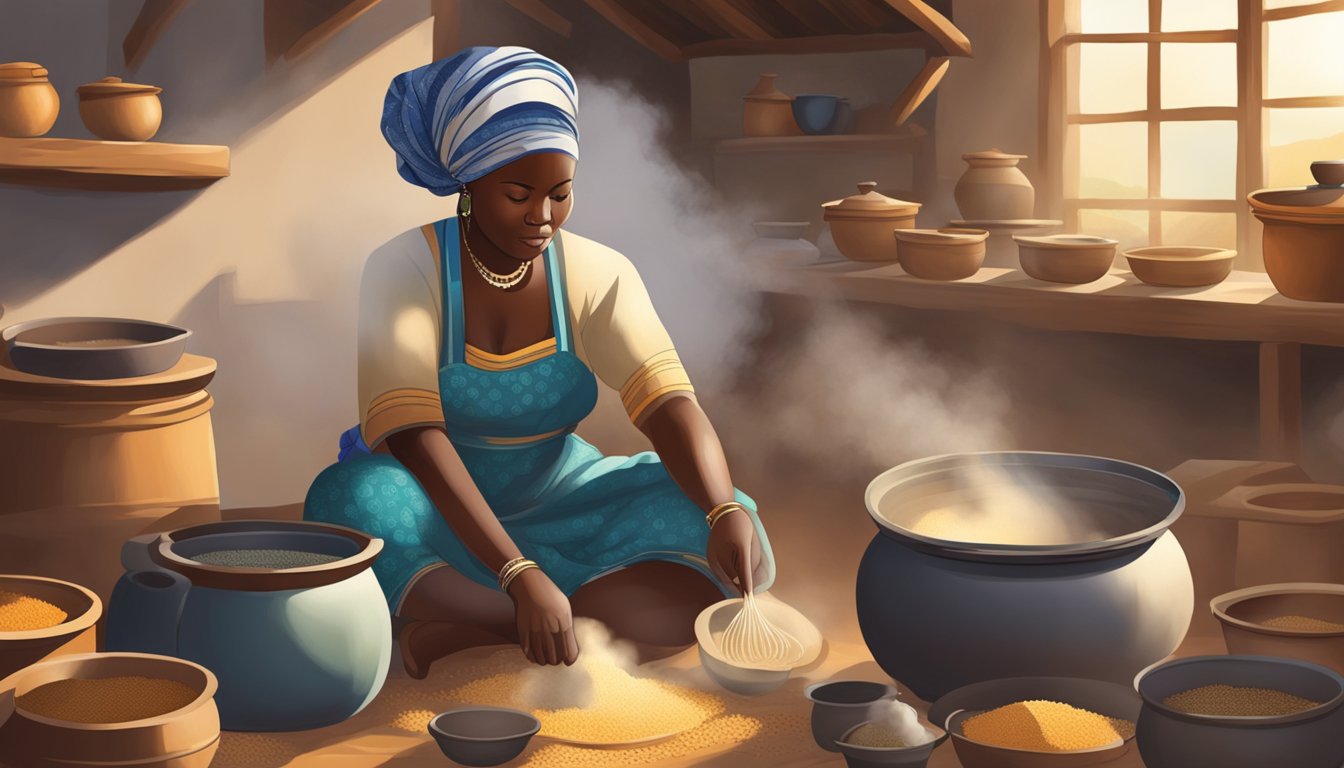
top-left (836, 721), bottom-right (948, 768)
top-left (0, 574), bottom-right (102, 681)
top-left (1013, 234), bottom-right (1118, 284)
top-left (1135, 655), bottom-right (1344, 768)
top-left (805, 680), bottom-right (899, 752)
top-left (1212, 583), bottom-right (1344, 675)
top-left (1124, 246), bottom-right (1236, 288)
top-left (894, 228), bottom-right (988, 280)
top-left (928, 676), bottom-right (1141, 768)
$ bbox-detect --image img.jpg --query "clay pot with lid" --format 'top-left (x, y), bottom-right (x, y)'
top-left (743, 73), bottom-right (799, 138)
top-left (77, 77), bottom-right (162, 141)
top-left (954, 149), bottom-right (1036, 220)
top-left (103, 519), bottom-right (390, 731)
top-left (822, 182), bottom-right (922, 262)
top-left (0, 62), bottom-right (59, 137)
top-left (1249, 164), bottom-right (1344, 302)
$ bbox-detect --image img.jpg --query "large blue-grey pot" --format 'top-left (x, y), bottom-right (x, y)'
top-left (105, 519), bottom-right (391, 731)
top-left (1136, 654), bottom-right (1344, 768)
top-left (856, 452), bottom-right (1193, 701)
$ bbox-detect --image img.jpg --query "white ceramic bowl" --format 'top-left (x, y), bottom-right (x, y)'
top-left (694, 595), bottom-right (822, 695)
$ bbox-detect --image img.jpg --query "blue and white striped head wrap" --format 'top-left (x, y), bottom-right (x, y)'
top-left (381, 46), bottom-right (579, 196)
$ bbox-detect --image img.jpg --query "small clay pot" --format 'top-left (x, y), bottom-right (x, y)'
top-left (76, 77), bottom-right (162, 142)
top-left (822, 182), bottom-right (921, 263)
top-left (954, 149), bottom-right (1035, 221)
top-left (1311, 161), bottom-right (1344, 187)
top-left (0, 62), bottom-right (59, 138)
top-left (1213, 583), bottom-right (1344, 675)
top-left (1249, 176), bottom-right (1344, 302)
top-left (743, 73), bottom-right (798, 138)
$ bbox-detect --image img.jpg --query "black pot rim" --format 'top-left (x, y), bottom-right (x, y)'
top-left (1136, 654), bottom-right (1344, 727)
top-left (865, 451), bottom-right (1184, 564)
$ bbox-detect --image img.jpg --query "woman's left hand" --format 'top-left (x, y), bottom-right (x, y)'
top-left (708, 508), bottom-right (762, 595)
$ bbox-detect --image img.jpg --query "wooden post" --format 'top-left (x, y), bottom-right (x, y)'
top-left (432, 0), bottom-right (459, 60)
top-left (1259, 341), bottom-right (1302, 461)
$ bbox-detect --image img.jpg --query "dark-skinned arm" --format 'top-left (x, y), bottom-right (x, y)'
top-left (637, 394), bottom-right (762, 593)
top-left (385, 426), bottom-right (578, 664)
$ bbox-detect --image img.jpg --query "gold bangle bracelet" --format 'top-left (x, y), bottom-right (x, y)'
top-left (497, 557), bottom-right (531, 589)
top-left (500, 562), bottom-right (539, 593)
top-left (707, 501), bottom-right (747, 529)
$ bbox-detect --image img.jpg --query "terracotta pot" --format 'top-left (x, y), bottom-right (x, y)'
top-left (0, 575), bottom-right (101, 681)
top-left (0, 652), bottom-right (220, 768)
top-left (894, 227), bottom-right (987, 280)
top-left (745, 221), bottom-right (819, 267)
top-left (1249, 176), bottom-right (1344, 302)
top-left (742, 73), bottom-right (798, 138)
top-left (953, 149), bottom-right (1035, 221)
top-left (1213, 583), bottom-right (1344, 675)
top-left (76, 77), bottom-right (162, 142)
top-left (822, 182), bottom-right (921, 263)
top-left (1124, 246), bottom-right (1235, 288)
top-left (1014, 234), bottom-right (1117, 284)
top-left (0, 62), bottom-right (59, 138)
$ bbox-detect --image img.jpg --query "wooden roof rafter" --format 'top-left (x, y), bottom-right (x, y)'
top-left (879, 0), bottom-right (972, 56)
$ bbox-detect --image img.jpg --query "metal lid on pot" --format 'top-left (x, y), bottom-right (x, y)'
top-left (823, 182), bottom-right (921, 220)
top-left (0, 61), bottom-right (49, 84)
top-left (77, 76), bottom-right (162, 97)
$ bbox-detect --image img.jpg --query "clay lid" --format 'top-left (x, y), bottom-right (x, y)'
top-left (823, 182), bottom-right (921, 219)
top-left (962, 148), bottom-right (1028, 167)
top-left (1248, 185), bottom-right (1344, 223)
top-left (0, 61), bottom-right (49, 83)
top-left (77, 76), bottom-right (162, 97)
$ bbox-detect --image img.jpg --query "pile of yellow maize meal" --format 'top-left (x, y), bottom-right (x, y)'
top-left (962, 700), bottom-right (1134, 751)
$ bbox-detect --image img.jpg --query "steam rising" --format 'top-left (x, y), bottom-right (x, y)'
top-left (865, 697), bottom-right (933, 746)
top-left (519, 619), bottom-right (637, 711)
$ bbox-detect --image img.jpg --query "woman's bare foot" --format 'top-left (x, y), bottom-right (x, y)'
top-left (397, 620), bottom-right (514, 680)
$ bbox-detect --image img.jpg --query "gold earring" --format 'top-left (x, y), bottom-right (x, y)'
top-left (458, 192), bottom-right (472, 219)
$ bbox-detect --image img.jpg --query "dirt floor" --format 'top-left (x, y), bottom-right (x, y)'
top-left (217, 471), bottom-right (1227, 768)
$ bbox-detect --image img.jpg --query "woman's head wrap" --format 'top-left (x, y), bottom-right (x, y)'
top-left (381, 46), bottom-right (579, 196)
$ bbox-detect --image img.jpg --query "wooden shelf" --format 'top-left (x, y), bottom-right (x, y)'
top-left (760, 262), bottom-right (1344, 348)
top-left (0, 138), bottom-right (229, 191)
top-left (716, 129), bottom-right (926, 155)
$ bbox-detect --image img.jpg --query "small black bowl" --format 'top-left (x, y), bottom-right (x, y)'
top-left (428, 707), bottom-right (540, 767)
top-left (806, 680), bottom-right (899, 752)
top-left (1136, 654), bottom-right (1344, 768)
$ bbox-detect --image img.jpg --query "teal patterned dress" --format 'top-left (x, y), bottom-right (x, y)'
top-left (304, 218), bottom-right (776, 610)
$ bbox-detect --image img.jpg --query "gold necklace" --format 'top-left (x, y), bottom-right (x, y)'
top-left (463, 231), bottom-right (530, 289)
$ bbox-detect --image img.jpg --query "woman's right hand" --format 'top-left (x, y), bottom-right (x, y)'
top-left (507, 568), bottom-right (579, 665)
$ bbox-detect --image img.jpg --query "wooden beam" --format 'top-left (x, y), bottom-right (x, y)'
top-left (681, 30), bottom-right (932, 57)
top-left (1061, 30), bottom-right (1237, 43)
top-left (1147, 0), bottom-right (1161, 243)
top-left (502, 0), bottom-right (572, 37)
top-left (836, 0), bottom-right (892, 29)
top-left (1263, 0), bottom-right (1344, 21)
top-left (432, 0), bottom-right (458, 59)
top-left (1259, 342), bottom-right (1302, 462)
top-left (265, 0), bottom-right (384, 64)
top-left (689, 0), bottom-right (771, 40)
top-left (1263, 95), bottom-right (1344, 109)
top-left (776, 0), bottom-right (841, 35)
top-left (1241, 0), bottom-right (1266, 269)
top-left (890, 56), bottom-right (949, 127)
top-left (122, 0), bottom-right (192, 71)
top-left (580, 0), bottom-right (683, 60)
top-left (1068, 106), bottom-right (1240, 124)
top-left (878, 0), bottom-right (972, 57)
top-left (816, 0), bottom-right (869, 33)
top-left (1066, 198), bottom-right (1239, 212)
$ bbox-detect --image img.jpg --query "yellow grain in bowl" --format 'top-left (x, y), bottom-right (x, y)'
top-left (962, 700), bottom-right (1134, 752)
top-left (846, 722), bottom-right (908, 748)
top-left (17, 676), bottom-right (198, 723)
top-left (1260, 614), bottom-right (1344, 632)
top-left (1163, 684), bottom-right (1321, 717)
top-left (0, 589), bottom-right (68, 631)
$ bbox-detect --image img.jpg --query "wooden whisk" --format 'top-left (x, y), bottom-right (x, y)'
top-left (720, 592), bottom-right (803, 667)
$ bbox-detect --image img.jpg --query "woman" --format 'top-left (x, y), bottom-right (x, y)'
top-left (305, 46), bottom-right (774, 677)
